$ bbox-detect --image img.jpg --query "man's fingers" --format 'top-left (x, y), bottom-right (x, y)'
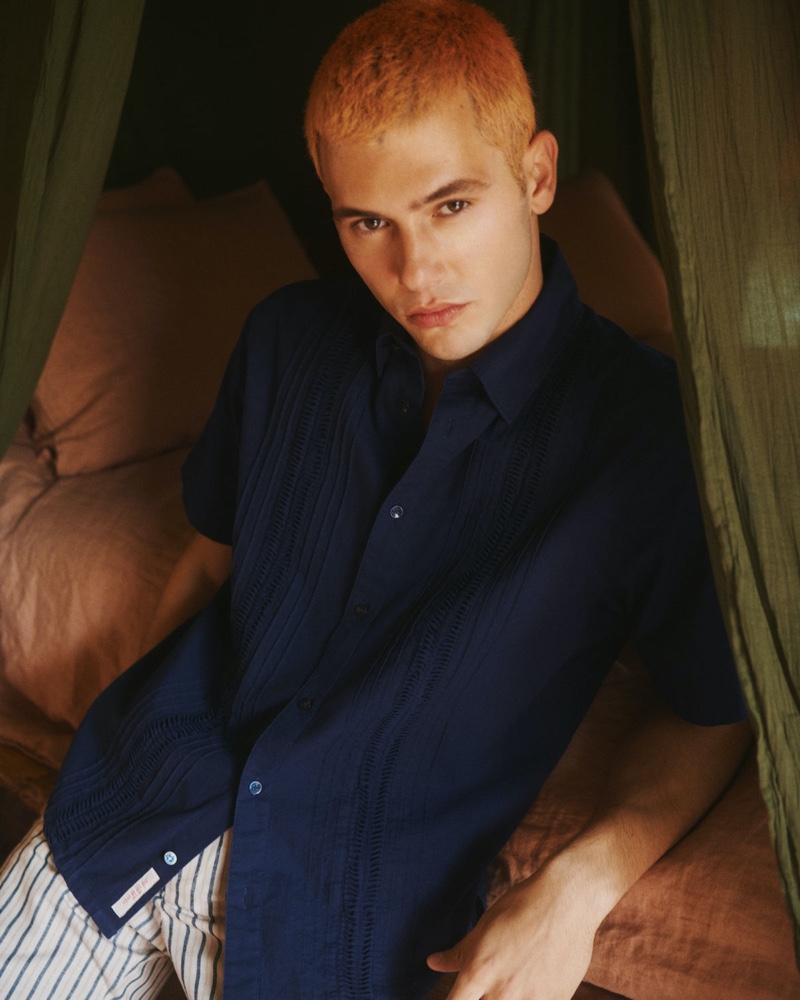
top-left (427, 948), bottom-right (488, 1000)
top-left (436, 972), bottom-right (486, 1000)
top-left (426, 947), bottom-right (461, 973)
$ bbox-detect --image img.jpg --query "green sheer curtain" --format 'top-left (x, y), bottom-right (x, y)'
top-left (630, 0), bottom-right (800, 957)
top-left (0, 0), bottom-right (145, 458)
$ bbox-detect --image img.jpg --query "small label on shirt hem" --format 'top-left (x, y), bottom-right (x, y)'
top-left (111, 867), bottom-right (160, 918)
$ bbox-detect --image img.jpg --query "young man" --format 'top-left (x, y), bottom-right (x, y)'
top-left (0, 2), bottom-right (749, 998)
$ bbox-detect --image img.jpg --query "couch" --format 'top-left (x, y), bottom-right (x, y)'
top-left (1, 167), bottom-right (797, 1000)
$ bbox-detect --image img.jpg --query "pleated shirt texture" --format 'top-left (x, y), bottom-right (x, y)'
top-left (44, 241), bottom-right (745, 999)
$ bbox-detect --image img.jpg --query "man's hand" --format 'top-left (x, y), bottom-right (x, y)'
top-left (427, 857), bottom-right (599, 1000)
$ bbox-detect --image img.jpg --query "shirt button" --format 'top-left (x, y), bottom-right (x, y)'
top-left (354, 603), bottom-right (370, 617)
top-left (390, 505), bottom-right (404, 519)
top-left (249, 780), bottom-right (263, 796)
top-left (399, 399), bottom-right (410, 414)
top-left (163, 851), bottom-right (178, 866)
top-left (297, 697), bottom-right (313, 711)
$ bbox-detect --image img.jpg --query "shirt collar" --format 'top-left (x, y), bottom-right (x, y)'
top-left (375, 315), bottom-right (419, 378)
top-left (375, 238), bottom-right (584, 423)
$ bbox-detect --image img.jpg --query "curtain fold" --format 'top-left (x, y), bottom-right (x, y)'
top-left (629, 0), bottom-right (800, 958)
top-left (0, 0), bottom-right (145, 458)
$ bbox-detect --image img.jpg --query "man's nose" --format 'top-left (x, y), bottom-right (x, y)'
top-left (396, 229), bottom-right (440, 291)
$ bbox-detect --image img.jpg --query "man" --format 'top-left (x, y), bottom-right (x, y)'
top-left (0, 1), bottom-right (749, 998)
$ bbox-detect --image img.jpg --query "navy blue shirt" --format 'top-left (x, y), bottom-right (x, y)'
top-left (45, 242), bottom-right (745, 999)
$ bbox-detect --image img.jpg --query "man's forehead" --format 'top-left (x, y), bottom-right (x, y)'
top-left (319, 96), bottom-right (501, 199)
top-left (320, 88), bottom-right (477, 156)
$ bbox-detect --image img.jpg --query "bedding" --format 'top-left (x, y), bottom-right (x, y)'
top-left (27, 179), bottom-right (316, 476)
top-left (0, 169), bottom-right (315, 773)
top-left (0, 168), bottom-right (796, 1000)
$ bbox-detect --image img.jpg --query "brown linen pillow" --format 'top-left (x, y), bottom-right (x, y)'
top-left (96, 167), bottom-right (193, 213)
top-left (0, 448), bottom-right (193, 769)
top-left (28, 181), bottom-right (316, 475)
top-left (540, 171), bottom-right (674, 355)
top-left (11, 169), bottom-right (193, 450)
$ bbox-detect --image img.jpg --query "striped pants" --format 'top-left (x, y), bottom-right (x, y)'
top-left (0, 819), bottom-right (231, 999)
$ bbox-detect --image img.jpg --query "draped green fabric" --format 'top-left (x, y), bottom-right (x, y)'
top-left (630, 0), bottom-right (800, 957)
top-left (0, 0), bottom-right (145, 458)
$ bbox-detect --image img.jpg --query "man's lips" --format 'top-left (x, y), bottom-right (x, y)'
top-left (406, 303), bottom-right (467, 329)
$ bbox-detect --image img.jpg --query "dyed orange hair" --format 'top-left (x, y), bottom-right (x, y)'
top-left (304, 0), bottom-right (536, 186)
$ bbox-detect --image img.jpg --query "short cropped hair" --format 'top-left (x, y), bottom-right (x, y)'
top-left (305, 0), bottom-right (536, 187)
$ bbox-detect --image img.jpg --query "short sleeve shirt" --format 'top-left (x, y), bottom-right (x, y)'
top-left (45, 241), bottom-right (745, 1000)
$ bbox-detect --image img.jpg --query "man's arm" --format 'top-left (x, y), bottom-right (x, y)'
top-left (144, 531), bottom-right (232, 651)
top-left (427, 705), bottom-right (751, 1000)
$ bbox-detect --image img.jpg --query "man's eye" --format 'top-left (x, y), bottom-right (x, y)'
top-left (355, 218), bottom-right (385, 233)
top-left (439, 200), bottom-right (469, 216)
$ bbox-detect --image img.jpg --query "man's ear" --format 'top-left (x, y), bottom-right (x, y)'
top-left (524, 130), bottom-right (558, 216)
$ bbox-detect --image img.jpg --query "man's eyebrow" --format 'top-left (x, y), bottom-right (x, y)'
top-left (332, 205), bottom-right (375, 222)
top-left (332, 178), bottom-right (489, 222)
top-left (411, 178), bottom-right (489, 209)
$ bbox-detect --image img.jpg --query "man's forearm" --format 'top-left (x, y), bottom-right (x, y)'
top-left (554, 706), bottom-right (752, 924)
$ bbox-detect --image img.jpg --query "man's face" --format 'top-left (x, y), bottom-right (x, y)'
top-left (320, 96), bottom-right (556, 377)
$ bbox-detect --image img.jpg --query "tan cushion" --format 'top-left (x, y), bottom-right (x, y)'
top-left (29, 181), bottom-right (316, 475)
top-left (0, 444), bottom-right (193, 769)
top-left (11, 168), bottom-right (194, 450)
top-left (96, 167), bottom-right (193, 213)
top-left (541, 171), bottom-right (674, 355)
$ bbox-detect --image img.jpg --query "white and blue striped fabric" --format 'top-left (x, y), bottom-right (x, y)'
top-left (0, 820), bottom-right (230, 999)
